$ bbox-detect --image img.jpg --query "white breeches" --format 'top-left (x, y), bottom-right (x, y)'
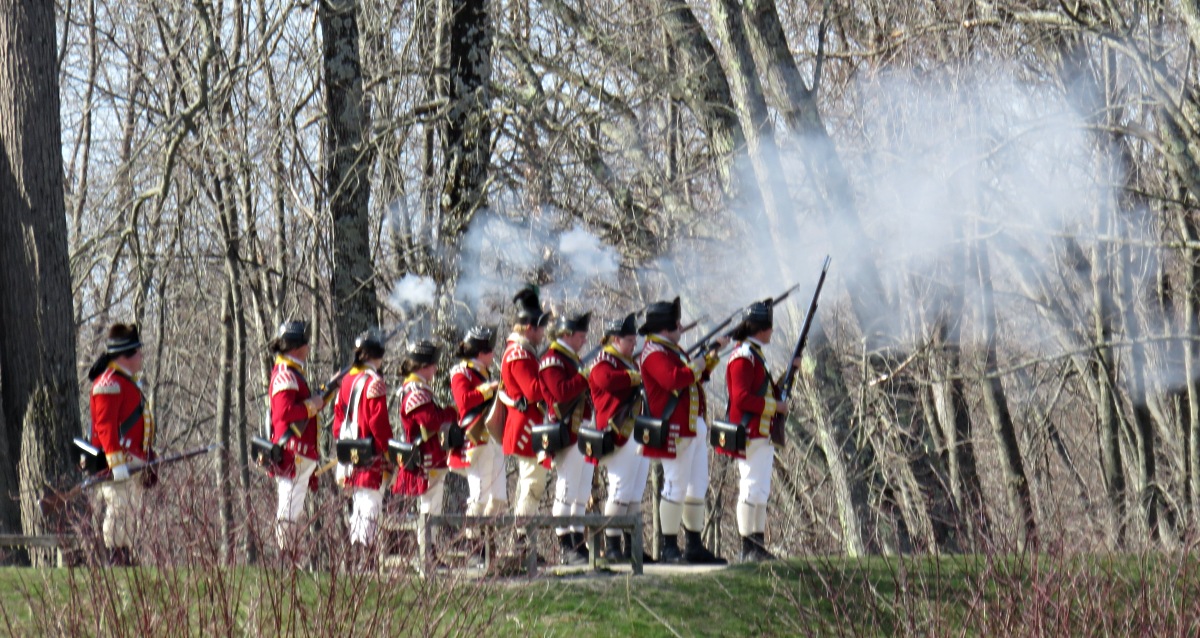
top-left (349, 485), bottom-right (385, 546)
top-left (274, 455), bottom-right (316, 549)
top-left (100, 477), bottom-right (144, 549)
top-left (660, 418), bottom-right (711, 504)
top-left (602, 437), bottom-right (650, 505)
top-left (464, 441), bottom-right (508, 510)
top-left (514, 457), bottom-right (548, 517)
top-left (416, 470), bottom-right (446, 549)
top-left (552, 439), bottom-right (595, 534)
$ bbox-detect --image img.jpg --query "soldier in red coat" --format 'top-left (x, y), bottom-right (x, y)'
top-left (500, 285), bottom-right (552, 557)
top-left (87, 323), bottom-right (154, 566)
top-left (449, 326), bottom-right (504, 566)
top-left (266, 320), bottom-right (325, 550)
top-left (541, 312), bottom-right (594, 566)
top-left (722, 301), bottom-right (798, 562)
top-left (588, 313), bottom-right (652, 562)
top-left (392, 340), bottom-right (457, 552)
top-left (333, 329), bottom-right (394, 548)
top-left (638, 298), bottom-right (727, 564)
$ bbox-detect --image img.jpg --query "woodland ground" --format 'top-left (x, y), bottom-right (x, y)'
top-left (0, 553), bottom-right (1198, 636)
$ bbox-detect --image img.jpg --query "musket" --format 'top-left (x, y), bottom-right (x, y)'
top-left (770, 256), bottom-right (831, 446)
top-left (684, 283), bottom-right (803, 358)
top-left (78, 443), bottom-right (220, 491)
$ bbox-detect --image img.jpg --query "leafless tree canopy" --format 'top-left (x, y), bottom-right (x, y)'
top-left (7, 0), bottom-right (1200, 559)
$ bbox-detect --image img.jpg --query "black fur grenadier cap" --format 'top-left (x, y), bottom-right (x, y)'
top-left (105, 323), bottom-right (142, 355)
top-left (638, 297), bottom-right (681, 335)
top-left (406, 339), bottom-right (439, 365)
top-left (556, 311), bottom-right (591, 333)
top-left (513, 285), bottom-right (552, 327)
top-left (605, 313), bottom-right (638, 338)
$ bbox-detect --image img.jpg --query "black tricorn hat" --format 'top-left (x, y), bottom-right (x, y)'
top-left (555, 311), bottom-right (591, 333)
top-left (513, 285), bottom-right (551, 327)
top-left (406, 339), bottom-right (440, 366)
top-left (638, 297), bottom-right (681, 335)
top-left (463, 325), bottom-right (495, 351)
top-left (276, 320), bottom-right (310, 345)
top-left (106, 323), bottom-right (142, 355)
top-left (604, 313), bottom-right (638, 338)
top-left (743, 299), bottom-right (773, 328)
top-left (355, 328), bottom-right (385, 352)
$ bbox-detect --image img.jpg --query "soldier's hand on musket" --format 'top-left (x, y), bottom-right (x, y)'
top-left (703, 349), bottom-right (722, 373)
top-left (304, 395), bottom-right (325, 416)
top-left (715, 335), bottom-right (731, 349)
top-left (777, 400), bottom-right (791, 417)
top-left (626, 370), bottom-right (642, 386)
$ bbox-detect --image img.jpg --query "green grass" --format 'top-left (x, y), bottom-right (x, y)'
top-left (0, 554), bottom-right (1199, 636)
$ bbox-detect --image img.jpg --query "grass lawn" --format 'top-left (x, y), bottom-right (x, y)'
top-left (0, 554), bottom-right (1197, 636)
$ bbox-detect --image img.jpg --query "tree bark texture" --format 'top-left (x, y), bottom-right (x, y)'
top-left (441, 0), bottom-right (493, 237)
top-left (321, 0), bottom-right (378, 358)
top-left (0, 0), bottom-right (83, 550)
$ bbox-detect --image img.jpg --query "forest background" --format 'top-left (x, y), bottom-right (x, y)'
top-left (3, 0), bottom-right (1200, 565)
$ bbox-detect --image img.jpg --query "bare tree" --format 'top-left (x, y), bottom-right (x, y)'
top-left (0, 0), bottom-right (82, 555)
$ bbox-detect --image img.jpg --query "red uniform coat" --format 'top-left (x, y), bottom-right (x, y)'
top-left (500, 334), bottom-right (546, 459)
top-left (448, 359), bottom-right (494, 470)
top-left (268, 355), bottom-right (320, 479)
top-left (639, 335), bottom-right (709, 460)
top-left (333, 366), bottom-right (393, 490)
top-left (393, 374), bottom-right (456, 496)
top-left (587, 345), bottom-right (641, 464)
top-left (90, 363), bottom-right (152, 464)
top-left (720, 340), bottom-right (780, 460)
top-left (539, 340), bottom-right (592, 447)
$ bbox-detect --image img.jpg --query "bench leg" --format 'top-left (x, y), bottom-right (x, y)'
top-left (631, 521), bottom-right (644, 576)
top-left (590, 527), bottom-right (601, 570)
top-left (525, 525), bottom-right (537, 576)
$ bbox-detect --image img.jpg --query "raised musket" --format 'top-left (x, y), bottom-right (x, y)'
top-left (770, 256), bottom-right (831, 446)
top-left (684, 283), bottom-right (802, 358)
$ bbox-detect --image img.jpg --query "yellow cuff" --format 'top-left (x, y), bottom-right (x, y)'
top-left (627, 370), bottom-right (642, 385)
top-left (478, 383), bottom-right (495, 400)
top-left (106, 451), bottom-right (128, 467)
top-left (704, 353), bottom-right (720, 373)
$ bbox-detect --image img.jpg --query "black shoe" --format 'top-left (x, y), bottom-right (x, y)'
top-left (604, 535), bottom-right (624, 561)
top-left (751, 533), bottom-right (777, 561)
top-left (659, 535), bottom-right (683, 564)
top-left (682, 529), bottom-right (728, 565)
top-left (573, 532), bottom-right (591, 563)
top-left (559, 534), bottom-right (589, 566)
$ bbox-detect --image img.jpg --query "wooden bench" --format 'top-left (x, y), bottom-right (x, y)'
top-left (406, 513), bottom-right (644, 576)
top-left (0, 534), bottom-right (77, 567)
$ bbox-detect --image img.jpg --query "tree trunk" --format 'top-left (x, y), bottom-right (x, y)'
top-left (321, 0), bottom-right (378, 358)
top-left (974, 240), bottom-right (1038, 549)
top-left (0, 0), bottom-right (82, 556)
top-left (441, 0), bottom-right (493, 237)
